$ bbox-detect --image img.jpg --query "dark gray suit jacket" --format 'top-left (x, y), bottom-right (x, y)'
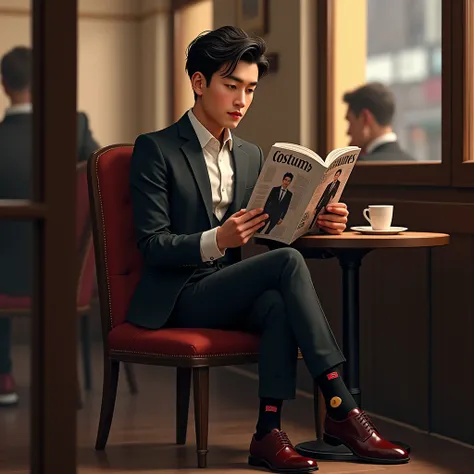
top-left (0, 111), bottom-right (99, 296)
top-left (126, 113), bottom-right (264, 329)
top-left (358, 141), bottom-right (416, 162)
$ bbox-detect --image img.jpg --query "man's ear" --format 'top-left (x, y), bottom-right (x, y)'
top-left (361, 108), bottom-right (375, 126)
top-left (191, 72), bottom-right (207, 98)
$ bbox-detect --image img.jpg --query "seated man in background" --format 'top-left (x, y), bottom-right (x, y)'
top-left (0, 46), bottom-right (100, 406)
top-left (128, 26), bottom-right (409, 472)
top-left (343, 82), bottom-right (416, 161)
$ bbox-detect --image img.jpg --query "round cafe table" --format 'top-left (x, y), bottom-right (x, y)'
top-left (260, 231), bottom-right (450, 461)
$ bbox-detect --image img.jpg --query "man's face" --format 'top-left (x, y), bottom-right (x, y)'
top-left (282, 177), bottom-right (292, 189)
top-left (333, 171), bottom-right (341, 182)
top-left (345, 107), bottom-right (370, 148)
top-left (196, 60), bottom-right (259, 131)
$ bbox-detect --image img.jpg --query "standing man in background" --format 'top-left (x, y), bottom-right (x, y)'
top-left (0, 46), bottom-right (100, 406)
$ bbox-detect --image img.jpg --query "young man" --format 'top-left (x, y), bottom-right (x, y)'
top-left (0, 46), bottom-right (100, 406)
top-left (128, 27), bottom-right (409, 472)
top-left (258, 172), bottom-right (293, 235)
top-left (343, 82), bottom-right (415, 161)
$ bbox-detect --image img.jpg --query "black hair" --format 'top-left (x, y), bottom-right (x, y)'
top-left (0, 46), bottom-right (31, 91)
top-left (185, 26), bottom-right (269, 99)
top-left (283, 172), bottom-right (294, 181)
top-left (343, 82), bottom-right (395, 126)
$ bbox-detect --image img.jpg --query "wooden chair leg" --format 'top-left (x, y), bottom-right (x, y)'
top-left (80, 313), bottom-right (92, 391)
top-left (176, 367), bottom-right (191, 445)
top-left (192, 367), bottom-right (209, 468)
top-left (77, 375), bottom-right (83, 410)
top-left (124, 363), bottom-right (138, 394)
top-left (95, 358), bottom-right (119, 450)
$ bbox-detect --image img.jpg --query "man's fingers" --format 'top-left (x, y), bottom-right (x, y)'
top-left (235, 208), bottom-right (264, 223)
top-left (233, 209), bottom-right (247, 218)
top-left (318, 219), bottom-right (347, 229)
top-left (242, 221), bottom-right (265, 239)
top-left (239, 213), bottom-right (268, 232)
top-left (319, 221), bottom-right (346, 232)
top-left (326, 204), bottom-right (348, 216)
top-left (318, 215), bottom-right (347, 225)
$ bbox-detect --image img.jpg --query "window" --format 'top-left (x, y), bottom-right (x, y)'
top-left (322, 0), bottom-right (457, 186)
top-left (366, 0), bottom-right (442, 163)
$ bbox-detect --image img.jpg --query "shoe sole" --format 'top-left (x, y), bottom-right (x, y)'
top-left (248, 455), bottom-right (318, 473)
top-left (0, 392), bottom-right (19, 406)
top-left (323, 433), bottom-right (410, 465)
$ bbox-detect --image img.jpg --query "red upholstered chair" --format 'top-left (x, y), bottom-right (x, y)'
top-left (87, 144), bottom-right (262, 468)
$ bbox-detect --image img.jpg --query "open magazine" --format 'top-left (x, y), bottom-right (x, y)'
top-left (247, 142), bottom-right (361, 245)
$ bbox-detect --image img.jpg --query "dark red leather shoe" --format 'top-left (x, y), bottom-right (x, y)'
top-left (249, 429), bottom-right (318, 472)
top-left (0, 374), bottom-right (19, 406)
top-left (324, 408), bottom-right (409, 464)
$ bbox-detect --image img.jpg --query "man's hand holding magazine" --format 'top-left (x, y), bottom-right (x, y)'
top-left (316, 203), bottom-right (349, 235)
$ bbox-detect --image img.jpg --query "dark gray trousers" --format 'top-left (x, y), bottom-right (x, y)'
top-left (0, 317), bottom-right (12, 374)
top-left (170, 248), bottom-right (345, 399)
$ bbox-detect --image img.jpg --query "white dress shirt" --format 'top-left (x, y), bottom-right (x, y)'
top-left (187, 109), bottom-right (234, 262)
top-left (5, 103), bottom-right (33, 116)
top-left (279, 188), bottom-right (287, 201)
top-left (365, 132), bottom-right (397, 154)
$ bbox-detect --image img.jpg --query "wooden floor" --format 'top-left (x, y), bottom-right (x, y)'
top-left (1, 344), bottom-right (474, 473)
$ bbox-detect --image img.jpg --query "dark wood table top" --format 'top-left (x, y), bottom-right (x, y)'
top-left (291, 231), bottom-right (450, 250)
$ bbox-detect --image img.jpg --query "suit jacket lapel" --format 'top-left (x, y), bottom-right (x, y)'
top-left (229, 137), bottom-right (249, 214)
top-left (177, 115), bottom-right (213, 226)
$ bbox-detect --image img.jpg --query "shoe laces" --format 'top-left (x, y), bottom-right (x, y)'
top-left (275, 430), bottom-right (293, 448)
top-left (356, 411), bottom-right (377, 434)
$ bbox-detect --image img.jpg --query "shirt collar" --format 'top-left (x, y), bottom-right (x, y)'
top-left (187, 109), bottom-right (233, 151)
top-left (366, 132), bottom-right (397, 154)
top-left (5, 103), bottom-right (33, 116)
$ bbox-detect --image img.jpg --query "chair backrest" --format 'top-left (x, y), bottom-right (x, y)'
top-left (87, 144), bottom-right (143, 335)
top-left (76, 161), bottom-right (96, 309)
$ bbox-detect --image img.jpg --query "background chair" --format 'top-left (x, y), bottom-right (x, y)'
top-left (0, 161), bottom-right (137, 402)
top-left (87, 144), bottom-right (263, 468)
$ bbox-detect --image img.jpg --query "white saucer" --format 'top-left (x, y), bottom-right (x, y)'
top-left (351, 226), bottom-right (408, 235)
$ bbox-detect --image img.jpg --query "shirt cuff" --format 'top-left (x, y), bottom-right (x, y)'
top-left (200, 227), bottom-right (226, 262)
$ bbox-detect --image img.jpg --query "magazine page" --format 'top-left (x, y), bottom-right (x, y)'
top-left (247, 143), bottom-right (326, 244)
top-left (292, 146), bottom-right (361, 240)
top-left (274, 142), bottom-right (325, 165)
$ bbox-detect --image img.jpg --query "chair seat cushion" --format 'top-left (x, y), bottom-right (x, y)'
top-left (0, 294), bottom-right (31, 311)
top-left (108, 323), bottom-right (261, 358)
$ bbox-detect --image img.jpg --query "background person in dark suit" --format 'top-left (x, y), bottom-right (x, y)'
top-left (127, 26), bottom-right (408, 471)
top-left (258, 172), bottom-right (293, 235)
top-left (343, 82), bottom-right (415, 161)
top-left (309, 169), bottom-right (342, 229)
top-left (0, 46), bottom-right (100, 406)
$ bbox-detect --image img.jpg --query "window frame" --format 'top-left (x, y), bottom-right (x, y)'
top-left (317, 0), bottom-right (460, 187)
top-left (452, 0), bottom-right (474, 186)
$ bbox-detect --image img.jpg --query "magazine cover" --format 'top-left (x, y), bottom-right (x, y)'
top-left (248, 146), bottom-right (320, 244)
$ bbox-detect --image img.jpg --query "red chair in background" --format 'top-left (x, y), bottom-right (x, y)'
top-left (0, 161), bottom-right (137, 402)
top-left (87, 144), bottom-right (262, 468)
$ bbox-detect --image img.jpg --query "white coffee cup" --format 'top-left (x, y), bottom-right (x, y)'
top-left (363, 205), bottom-right (393, 230)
